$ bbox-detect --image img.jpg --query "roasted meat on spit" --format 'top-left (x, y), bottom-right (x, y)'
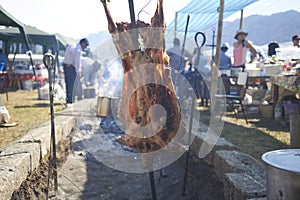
top-left (100, 0), bottom-right (186, 159)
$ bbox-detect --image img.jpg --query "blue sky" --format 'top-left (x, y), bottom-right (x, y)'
top-left (0, 0), bottom-right (299, 39)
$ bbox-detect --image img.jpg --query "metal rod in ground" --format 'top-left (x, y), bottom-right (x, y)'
top-left (50, 75), bottom-right (58, 194)
top-left (149, 171), bottom-right (157, 200)
top-left (182, 32), bottom-right (206, 197)
top-left (182, 75), bottom-right (197, 196)
top-left (182, 71), bottom-right (197, 197)
top-left (43, 53), bottom-right (58, 195)
top-left (182, 147), bottom-right (191, 196)
top-left (174, 15), bottom-right (190, 88)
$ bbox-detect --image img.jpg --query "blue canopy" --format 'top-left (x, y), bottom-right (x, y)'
top-left (168, 0), bottom-right (258, 34)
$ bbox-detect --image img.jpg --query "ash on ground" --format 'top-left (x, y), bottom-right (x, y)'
top-left (98, 117), bottom-right (137, 153)
top-left (48, 116), bottom-right (224, 200)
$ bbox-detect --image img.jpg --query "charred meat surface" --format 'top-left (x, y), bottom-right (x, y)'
top-left (100, 0), bottom-right (185, 154)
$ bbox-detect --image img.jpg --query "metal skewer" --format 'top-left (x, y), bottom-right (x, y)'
top-left (149, 171), bottom-right (157, 200)
top-left (128, 0), bottom-right (139, 50)
top-left (43, 53), bottom-right (58, 196)
top-left (128, 1), bottom-right (157, 199)
top-left (174, 15), bottom-right (190, 89)
top-left (182, 31), bottom-right (206, 197)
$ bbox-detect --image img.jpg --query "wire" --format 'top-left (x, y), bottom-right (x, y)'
top-left (137, 0), bottom-right (152, 20)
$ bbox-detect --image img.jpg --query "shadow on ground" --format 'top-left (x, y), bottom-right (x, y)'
top-left (14, 103), bottom-right (63, 109)
top-left (198, 107), bottom-right (290, 161)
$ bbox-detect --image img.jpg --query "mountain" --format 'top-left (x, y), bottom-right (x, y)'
top-left (221, 10), bottom-right (300, 46)
top-left (89, 10), bottom-right (300, 59)
top-left (85, 31), bottom-right (111, 50)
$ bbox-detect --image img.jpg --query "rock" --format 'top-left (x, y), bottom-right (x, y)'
top-left (224, 173), bottom-right (266, 200)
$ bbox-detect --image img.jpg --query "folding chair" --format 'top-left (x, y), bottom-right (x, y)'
top-left (216, 71), bottom-right (248, 124)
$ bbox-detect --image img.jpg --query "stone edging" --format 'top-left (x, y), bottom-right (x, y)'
top-left (190, 122), bottom-right (267, 200)
top-left (0, 106), bottom-right (76, 200)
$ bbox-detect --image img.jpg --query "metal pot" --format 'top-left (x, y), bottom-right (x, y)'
top-left (83, 88), bottom-right (96, 99)
top-left (262, 149), bottom-right (300, 200)
top-left (97, 96), bottom-right (119, 117)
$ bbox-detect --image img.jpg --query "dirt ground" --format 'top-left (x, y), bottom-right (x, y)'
top-left (11, 115), bottom-right (224, 200)
top-left (11, 137), bottom-right (71, 200)
top-left (49, 116), bottom-right (224, 200)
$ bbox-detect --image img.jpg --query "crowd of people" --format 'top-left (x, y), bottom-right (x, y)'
top-left (166, 38), bottom-right (211, 106)
top-left (60, 30), bottom-right (300, 108)
top-left (165, 29), bottom-right (300, 107)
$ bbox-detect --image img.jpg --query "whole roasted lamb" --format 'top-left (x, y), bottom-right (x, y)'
top-left (100, 0), bottom-right (186, 167)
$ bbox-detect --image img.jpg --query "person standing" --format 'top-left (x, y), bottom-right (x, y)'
top-left (192, 48), bottom-right (211, 106)
top-left (167, 38), bottom-right (192, 71)
top-left (292, 35), bottom-right (300, 48)
top-left (63, 38), bottom-right (89, 105)
top-left (219, 42), bottom-right (232, 70)
top-left (167, 38), bottom-right (192, 98)
top-left (232, 29), bottom-right (257, 73)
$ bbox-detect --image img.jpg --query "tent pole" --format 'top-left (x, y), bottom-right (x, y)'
top-left (239, 9), bottom-right (244, 29)
top-left (174, 12), bottom-right (178, 40)
top-left (19, 28), bottom-right (35, 75)
top-left (210, 0), bottom-right (224, 114)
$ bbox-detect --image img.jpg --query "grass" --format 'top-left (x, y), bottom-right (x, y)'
top-left (0, 89), bottom-right (65, 149)
top-left (198, 106), bottom-right (290, 162)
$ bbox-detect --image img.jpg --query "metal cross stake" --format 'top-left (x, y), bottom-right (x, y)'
top-left (127, 1), bottom-right (157, 199)
top-left (43, 53), bottom-right (58, 196)
top-left (182, 31), bottom-right (206, 197)
top-left (206, 28), bottom-right (216, 63)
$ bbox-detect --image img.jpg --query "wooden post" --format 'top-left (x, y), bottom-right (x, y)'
top-left (174, 12), bottom-right (178, 40)
top-left (290, 114), bottom-right (300, 148)
top-left (210, 0), bottom-right (224, 114)
top-left (239, 9), bottom-right (244, 29)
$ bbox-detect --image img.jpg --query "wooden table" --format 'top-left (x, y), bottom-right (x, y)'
top-left (269, 75), bottom-right (300, 117)
top-left (270, 75), bottom-right (300, 147)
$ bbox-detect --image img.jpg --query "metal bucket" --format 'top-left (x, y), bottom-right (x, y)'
top-left (97, 96), bottom-right (119, 117)
top-left (84, 88), bottom-right (96, 99)
top-left (262, 149), bottom-right (300, 200)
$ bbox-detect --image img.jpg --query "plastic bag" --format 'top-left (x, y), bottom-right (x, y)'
top-left (0, 106), bottom-right (10, 123)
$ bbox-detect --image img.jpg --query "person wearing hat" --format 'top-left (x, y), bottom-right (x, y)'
top-left (63, 38), bottom-right (90, 105)
top-left (232, 29), bottom-right (257, 72)
top-left (292, 35), bottom-right (300, 48)
top-left (219, 42), bottom-right (232, 70)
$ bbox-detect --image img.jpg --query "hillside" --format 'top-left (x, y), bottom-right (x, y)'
top-left (222, 10), bottom-right (300, 45)
top-left (89, 10), bottom-right (300, 57)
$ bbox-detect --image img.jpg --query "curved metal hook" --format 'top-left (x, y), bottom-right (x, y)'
top-left (137, 0), bottom-right (152, 20)
top-left (193, 32), bottom-right (206, 71)
top-left (43, 53), bottom-right (55, 70)
top-left (194, 31), bottom-right (206, 49)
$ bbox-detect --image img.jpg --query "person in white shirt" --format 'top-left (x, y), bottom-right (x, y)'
top-left (63, 38), bottom-right (89, 104)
